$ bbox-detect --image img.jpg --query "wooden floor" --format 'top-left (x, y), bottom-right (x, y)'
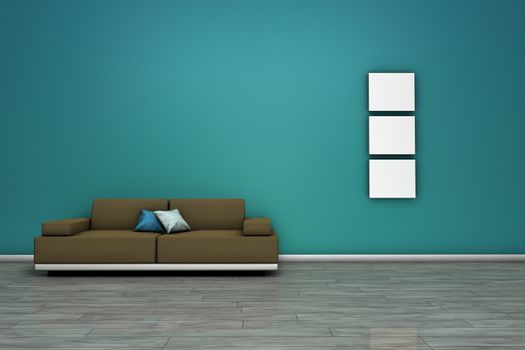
top-left (1, 262), bottom-right (525, 349)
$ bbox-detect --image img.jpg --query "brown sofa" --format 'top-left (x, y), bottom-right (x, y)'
top-left (34, 199), bottom-right (278, 271)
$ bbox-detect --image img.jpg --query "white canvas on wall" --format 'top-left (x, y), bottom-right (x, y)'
top-left (369, 73), bottom-right (415, 111)
top-left (369, 116), bottom-right (415, 155)
top-left (369, 159), bottom-right (416, 198)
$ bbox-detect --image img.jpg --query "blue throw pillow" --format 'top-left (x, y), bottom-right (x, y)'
top-left (135, 209), bottom-right (165, 233)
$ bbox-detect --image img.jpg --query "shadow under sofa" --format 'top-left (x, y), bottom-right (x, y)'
top-left (34, 198), bottom-right (278, 271)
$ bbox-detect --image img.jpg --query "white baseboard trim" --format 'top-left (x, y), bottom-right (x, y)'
top-left (35, 263), bottom-right (277, 271)
top-left (278, 254), bottom-right (525, 262)
top-left (0, 255), bottom-right (33, 262)
top-left (2, 254), bottom-right (525, 264)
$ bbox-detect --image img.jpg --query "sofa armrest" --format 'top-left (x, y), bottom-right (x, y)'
top-left (42, 218), bottom-right (90, 236)
top-left (243, 217), bottom-right (272, 236)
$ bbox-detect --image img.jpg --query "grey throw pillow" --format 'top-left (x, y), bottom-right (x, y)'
top-left (154, 209), bottom-right (191, 233)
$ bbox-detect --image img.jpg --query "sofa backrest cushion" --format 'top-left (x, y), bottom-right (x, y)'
top-left (91, 199), bottom-right (168, 230)
top-left (168, 199), bottom-right (245, 230)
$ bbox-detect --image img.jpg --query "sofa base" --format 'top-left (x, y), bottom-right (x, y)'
top-left (34, 263), bottom-right (278, 271)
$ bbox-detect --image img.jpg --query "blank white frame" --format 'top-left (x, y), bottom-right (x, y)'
top-left (369, 116), bottom-right (415, 155)
top-left (369, 160), bottom-right (416, 198)
top-left (369, 73), bottom-right (415, 111)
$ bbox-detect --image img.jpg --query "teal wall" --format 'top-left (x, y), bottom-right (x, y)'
top-left (1, 0), bottom-right (524, 254)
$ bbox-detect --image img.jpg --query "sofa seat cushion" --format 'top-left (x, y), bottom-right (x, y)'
top-left (157, 230), bottom-right (278, 263)
top-left (34, 230), bottom-right (159, 263)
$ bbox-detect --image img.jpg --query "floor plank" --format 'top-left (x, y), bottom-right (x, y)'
top-left (1, 262), bottom-right (525, 349)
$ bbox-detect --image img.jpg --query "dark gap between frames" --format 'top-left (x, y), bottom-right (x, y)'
top-left (369, 111), bottom-right (415, 116)
top-left (369, 154), bottom-right (414, 160)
